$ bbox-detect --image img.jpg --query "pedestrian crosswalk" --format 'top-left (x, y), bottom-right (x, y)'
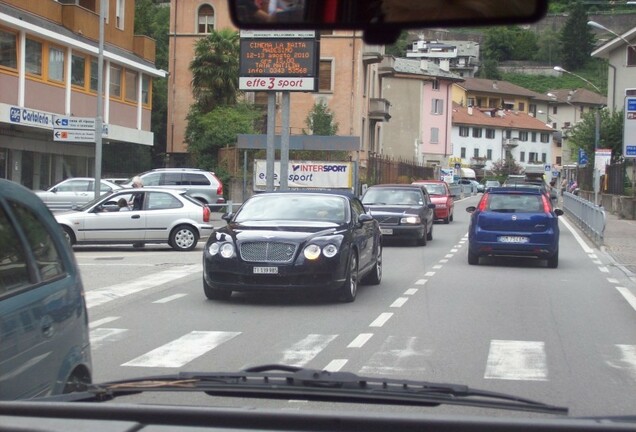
top-left (90, 323), bottom-right (636, 384)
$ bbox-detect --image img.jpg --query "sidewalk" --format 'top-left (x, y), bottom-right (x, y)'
top-left (599, 211), bottom-right (636, 277)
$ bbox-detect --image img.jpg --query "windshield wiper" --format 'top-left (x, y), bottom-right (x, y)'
top-left (34, 365), bottom-right (567, 415)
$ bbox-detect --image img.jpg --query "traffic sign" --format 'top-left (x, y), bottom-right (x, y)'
top-left (54, 129), bottom-right (95, 142)
top-left (53, 116), bottom-right (95, 130)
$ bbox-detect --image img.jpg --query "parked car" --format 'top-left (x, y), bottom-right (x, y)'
top-left (127, 168), bottom-right (225, 205)
top-left (35, 178), bottom-right (122, 212)
top-left (411, 180), bottom-right (455, 224)
top-left (55, 187), bottom-right (214, 251)
top-left (203, 191), bottom-right (382, 302)
top-left (484, 180), bottom-right (501, 190)
top-left (0, 179), bottom-right (91, 400)
top-left (361, 184), bottom-right (435, 245)
top-left (466, 186), bottom-right (563, 267)
top-left (456, 178), bottom-right (483, 193)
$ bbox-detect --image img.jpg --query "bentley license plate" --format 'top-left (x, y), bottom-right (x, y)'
top-left (498, 236), bottom-right (529, 244)
top-left (253, 266), bottom-right (278, 274)
top-left (380, 228), bottom-right (393, 235)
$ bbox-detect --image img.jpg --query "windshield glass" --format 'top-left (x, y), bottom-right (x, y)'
top-left (7, 0), bottom-right (636, 426)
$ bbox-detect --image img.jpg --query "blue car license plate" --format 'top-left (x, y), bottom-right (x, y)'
top-left (498, 236), bottom-right (529, 244)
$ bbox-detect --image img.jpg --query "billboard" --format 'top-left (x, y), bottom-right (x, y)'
top-left (253, 160), bottom-right (353, 190)
top-left (239, 31), bottom-right (319, 92)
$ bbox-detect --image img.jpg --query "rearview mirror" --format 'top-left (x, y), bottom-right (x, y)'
top-left (229, 0), bottom-right (548, 44)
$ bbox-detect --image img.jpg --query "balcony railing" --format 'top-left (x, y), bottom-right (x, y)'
top-left (503, 138), bottom-right (519, 147)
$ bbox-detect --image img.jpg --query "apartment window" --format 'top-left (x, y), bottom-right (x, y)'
top-left (432, 99), bottom-right (443, 115)
top-left (198, 4), bottom-right (215, 33)
top-left (529, 152), bottom-right (537, 163)
top-left (430, 127), bottom-right (439, 144)
top-left (485, 128), bottom-right (495, 139)
top-left (142, 75), bottom-right (150, 105)
top-left (90, 57), bottom-right (98, 91)
top-left (520, 151), bottom-right (525, 162)
top-left (110, 64), bottom-right (122, 97)
top-left (519, 131), bottom-right (528, 141)
top-left (25, 38), bottom-right (42, 75)
top-left (542, 153), bottom-right (547, 162)
top-left (540, 133), bottom-right (550, 143)
top-left (460, 147), bottom-right (466, 158)
top-left (432, 79), bottom-right (440, 90)
top-left (552, 122), bottom-right (557, 129)
top-left (531, 132), bottom-right (537, 142)
top-left (48, 46), bottom-right (64, 82)
top-left (0, 29), bottom-right (17, 69)
top-left (473, 148), bottom-right (479, 158)
top-left (529, 103), bottom-right (537, 116)
top-left (556, 156), bottom-right (562, 165)
top-left (467, 98), bottom-right (475, 106)
top-left (319, 59), bottom-right (332, 92)
top-left (71, 54), bottom-right (85, 87)
top-left (628, 45), bottom-right (636, 66)
top-left (459, 126), bottom-right (469, 137)
top-left (487, 149), bottom-right (493, 160)
top-left (125, 69), bottom-right (138, 102)
top-left (116, 0), bottom-right (125, 30)
top-left (552, 105), bottom-right (558, 114)
top-left (518, 102), bottom-right (525, 111)
top-left (505, 130), bottom-right (512, 139)
top-left (472, 127), bottom-right (482, 138)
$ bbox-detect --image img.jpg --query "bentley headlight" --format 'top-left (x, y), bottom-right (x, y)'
top-left (401, 216), bottom-right (421, 224)
top-left (303, 244), bottom-right (322, 260)
top-left (208, 243), bottom-right (220, 256)
top-left (219, 243), bottom-right (235, 258)
top-left (322, 244), bottom-right (338, 258)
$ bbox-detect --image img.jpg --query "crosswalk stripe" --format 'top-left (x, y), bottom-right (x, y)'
top-left (348, 333), bottom-right (373, 348)
top-left (615, 345), bottom-right (636, 381)
top-left (89, 316), bottom-right (120, 329)
top-left (90, 328), bottom-right (128, 349)
top-left (484, 340), bottom-right (547, 381)
top-left (279, 334), bottom-right (337, 366)
top-left (324, 359), bottom-right (348, 372)
top-left (359, 336), bottom-right (431, 376)
top-left (122, 331), bottom-right (240, 368)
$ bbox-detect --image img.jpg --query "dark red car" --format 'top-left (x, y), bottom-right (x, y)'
top-left (412, 180), bottom-right (455, 224)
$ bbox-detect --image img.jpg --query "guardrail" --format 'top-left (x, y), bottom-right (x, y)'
top-left (562, 191), bottom-right (606, 246)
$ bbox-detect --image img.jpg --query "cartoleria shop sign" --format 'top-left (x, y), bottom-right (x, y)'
top-left (1, 104), bottom-right (53, 129)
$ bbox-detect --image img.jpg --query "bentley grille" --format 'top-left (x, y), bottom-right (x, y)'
top-left (240, 241), bottom-right (298, 263)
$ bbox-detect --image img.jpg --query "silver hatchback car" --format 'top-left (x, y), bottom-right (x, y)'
top-left (127, 168), bottom-right (225, 205)
top-left (55, 187), bottom-right (214, 251)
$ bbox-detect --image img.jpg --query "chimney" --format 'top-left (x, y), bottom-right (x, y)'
top-left (439, 59), bottom-right (450, 72)
top-left (420, 59), bottom-right (428, 71)
top-left (468, 106), bottom-right (473, 115)
top-left (492, 81), bottom-right (498, 90)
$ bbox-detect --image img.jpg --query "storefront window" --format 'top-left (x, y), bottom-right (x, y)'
top-left (125, 69), bottom-right (138, 102)
top-left (0, 29), bottom-right (17, 69)
top-left (110, 64), bottom-right (122, 97)
top-left (48, 46), bottom-right (65, 82)
top-left (71, 54), bottom-right (86, 87)
top-left (25, 38), bottom-right (42, 75)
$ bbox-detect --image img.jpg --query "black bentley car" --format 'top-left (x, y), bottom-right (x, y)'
top-left (203, 191), bottom-right (382, 302)
top-left (361, 184), bottom-right (436, 246)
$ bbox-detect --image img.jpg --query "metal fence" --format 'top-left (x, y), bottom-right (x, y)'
top-left (562, 191), bottom-right (606, 246)
top-left (605, 161), bottom-right (626, 195)
top-left (366, 154), bottom-right (435, 185)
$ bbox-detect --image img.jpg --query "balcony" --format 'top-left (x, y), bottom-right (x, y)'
top-left (369, 98), bottom-right (391, 122)
top-left (503, 138), bottom-right (519, 148)
top-left (363, 45), bottom-right (384, 64)
top-left (378, 56), bottom-right (396, 76)
top-left (470, 157), bottom-right (488, 168)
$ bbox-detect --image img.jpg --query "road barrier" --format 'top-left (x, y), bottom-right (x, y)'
top-left (562, 192), bottom-right (606, 246)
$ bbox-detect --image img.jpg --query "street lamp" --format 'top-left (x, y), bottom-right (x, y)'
top-left (588, 20), bottom-right (636, 53)
top-left (553, 66), bottom-right (602, 93)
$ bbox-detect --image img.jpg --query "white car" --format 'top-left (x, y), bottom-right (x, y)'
top-left (36, 178), bottom-right (122, 212)
top-left (55, 187), bottom-right (213, 251)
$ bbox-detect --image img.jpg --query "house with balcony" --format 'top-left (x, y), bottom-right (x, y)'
top-left (0, 0), bottom-right (165, 188)
top-left (451, 104), bottom-right (554, 176)
top-left (377, 57), bottom-right (463, 167)
top-left (452, 77), bottom-right (546, 115)
top-left (168, 1), bottom-right (388, 172)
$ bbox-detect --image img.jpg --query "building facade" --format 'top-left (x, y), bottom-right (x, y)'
top-left (0, 0), bottom-right (164, 189)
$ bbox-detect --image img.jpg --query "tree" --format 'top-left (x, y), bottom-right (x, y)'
top-left (491, 158), bottom-right (523, 177)
top-left (477, 59), bottom-right (501, 80)
top-left (385, 31), bottom-right (410, 57)
top-left (568, 108), bottom-right (624, 163)
top-left (534, 29), bottom-right (562, 65)
top-left (189, 29), bottom-right (241, 112)
top-left (559, 1), bottom-right (594, 70)
top-left (303, 101), bottom-right (339, 135)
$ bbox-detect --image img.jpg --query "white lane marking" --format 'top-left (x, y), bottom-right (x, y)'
top-left (79, 263), bottom-right (157, 267)
top-left (415, 279), bottom-right (427, 285)
top-left (324, 359), bottom-right (348, 372)
top-left (450, 248), bottom-right (459, 253)
top-left (616, 345), bottom-right (636, 381)
top-left (404, 288), bottom-right (418, 295)
top-left (348, 333), bottom-right (373, 348)
top-left (608, 278), bottom-right (619, 284)
top-left (390, 297), bottom-right (409, 308)
top-left (153, 293), bottom-right (187, 304)
top-left (359, 336), bottom-right (432, 376)
top-left (484, 340), bottom-right (547, 381)
top-left (122, 331), bottom-right (240, 368)
top-left (599, 266), bottom-right (609, 273)
top-left (85, 265), bottom-right (199, 309)
top-left (617, 287), bottom-right (636, 312)
top-left (432, 265), bottom-right (442, 270)
top-left (89, 316), bottom-right (120, 329)
top-left (589, 254), bottom-right (598, 259)
top-left (445, 254), bottom-right (454, 258)
top-left (369, 313), bottom-right (393, 328)
top-left (90, 328), bottom-right (128, 349)
top-left (593, 260), bottom-right (602, 265)
top-left (280, 334), bottom-right (337, 366)
top-left (439, 259), bottom-right (448, 264)
top-left (559, 217), bottom-right (594, 254)
top-left (424, 271), bottom-right (435, 277)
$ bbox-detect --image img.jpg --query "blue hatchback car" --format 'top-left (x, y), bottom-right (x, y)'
top-left (465, 187), bottom-right (563, 268)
